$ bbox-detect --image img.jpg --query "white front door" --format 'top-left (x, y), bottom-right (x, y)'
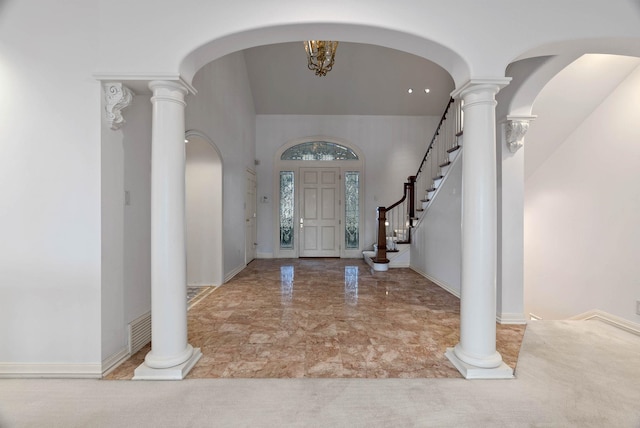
top-left (245, 169), bottom-right (257, 263)
top-left (299, 167), bottom-right (340, 257)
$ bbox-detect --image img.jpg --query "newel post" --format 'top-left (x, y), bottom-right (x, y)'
top-left (374, 206), bottom-right (389, 263)
top-left (407, 176), bottom-right (416, 226)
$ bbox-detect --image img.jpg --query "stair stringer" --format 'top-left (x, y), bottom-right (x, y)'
top-left (408, 143), bottom-right (463, 296)
top-left (388, 243), bottom-right (410, 268)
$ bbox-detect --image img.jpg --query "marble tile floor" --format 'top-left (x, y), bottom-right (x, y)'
top-left (106, 258), bottom-right (525, 379)
top-left (187, 286), bottom-right (217, 308)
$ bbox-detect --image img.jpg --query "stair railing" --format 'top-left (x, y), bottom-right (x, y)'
top-left (373, 97), bottom-right (463, 264)
top-left (373, 176), bottom-right (414, 263)
top-left (414, 98), bottom-right (463, 216)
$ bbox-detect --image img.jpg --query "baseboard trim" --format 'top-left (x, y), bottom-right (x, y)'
top-left (188, 286), bottom-right (218, 310)
top-left (496, 312), bottom-right (527, 325)
top-left (410, 266), bottom-right (460, 298)
top-left (224, 264), bottom-right (245, 283)
top-left (257, 252), bottom-right (273, 259)
top-left (102, 347), bottom-right (130, 377)
top-left (570, 309), bottom-right (640, 337)
top-left (0, 363), bottom-right (102, 379)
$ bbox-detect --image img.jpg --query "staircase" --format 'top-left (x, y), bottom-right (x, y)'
top-left (364, 98), bottom-right (463, 271)
top-left (413, 143), bottom-right (462, 226)
top-left (363, 243), bottom-right (410, 271)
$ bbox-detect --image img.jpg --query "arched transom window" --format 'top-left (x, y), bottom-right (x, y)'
top-left (280, 141), bottom-right (359, 161)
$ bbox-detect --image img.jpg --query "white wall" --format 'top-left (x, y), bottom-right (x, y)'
top-left (410, 152), bottom-right (462, 296)
top-left (122, 96), bottom-right (152, 327)
top-left (185, 52), bottom-right (256, 280)
top-left (495, 121), bottom-right (526, 324)
top-left (101, 94), bottom-right (152, 365)
top-left (255, 115), bottom-right (439, 257)
top-left (186, 137), bottom-right (223, 286)
top-left (100, 102), bottom-right (125, 363)
top-left (0, 0), bottom-right (102, 368)
top-left (525, 65), bottom-right (640, 324)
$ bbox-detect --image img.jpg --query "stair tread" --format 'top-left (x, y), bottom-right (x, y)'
top-left (447, 145), bottom-right (461, 153)
top-left (439, 161), bottom-right (451, 167)
top-left (433, 175), bottom-right (443, 180)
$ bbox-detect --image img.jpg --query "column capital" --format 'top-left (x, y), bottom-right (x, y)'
top-left (451, 78), bottom-right (512, 100)
top-left (103, 82), bottom-right (134, 130)
top-left (504, 115), bottom-right (536, 153)
top-left (148, 80), bottom-right (188, 107)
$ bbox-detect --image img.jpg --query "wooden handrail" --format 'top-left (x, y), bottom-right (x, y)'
top-left (375, 176), bottom-right (415, 259)
top-left (415, 98), bottom-right (455, 179)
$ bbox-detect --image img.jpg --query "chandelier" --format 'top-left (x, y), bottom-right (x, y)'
top-left (304, 41), bottom-right (339, 76)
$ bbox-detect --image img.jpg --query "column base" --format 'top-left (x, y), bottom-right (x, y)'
top-left (445, 348), bottom-right (513, 379)
top-left (133, 347), bottom-right (202, 380)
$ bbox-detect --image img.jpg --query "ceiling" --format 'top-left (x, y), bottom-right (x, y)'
top-left (243, 42), bottom-right (455, 116)
top-left (243, 45), bottom-right (640, 175)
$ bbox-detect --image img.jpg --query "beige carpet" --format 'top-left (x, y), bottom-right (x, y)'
top-left (1, 320), bottom-right (639, 427)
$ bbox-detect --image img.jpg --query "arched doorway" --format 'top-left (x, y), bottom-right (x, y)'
top-left (520, 54), bottom-right (640, 323)
top-left (185, 130), bottom-right (224, 287)
top-left (128, 17), bottom-right (542, 380)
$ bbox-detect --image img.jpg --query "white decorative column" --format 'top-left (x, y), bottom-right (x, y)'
top-left (445, 79), bottom-right (513, 379)
top-left (496, 116), bottom-right (535, 325)
top-left (133, 80), bottom-right (201, 380)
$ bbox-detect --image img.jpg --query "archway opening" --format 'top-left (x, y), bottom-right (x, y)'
top-left (185, 131), bottom-right (224, 287)
top-left (522, 54), bottom-right (640, 323)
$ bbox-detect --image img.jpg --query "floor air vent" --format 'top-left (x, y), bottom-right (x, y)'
top-left (128, 311), bottom-right (151, 355)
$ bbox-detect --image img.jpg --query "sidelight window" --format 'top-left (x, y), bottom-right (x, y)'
top-left (345, 171), bottom-right (359, 249)
top-left (279, 171), bottom-right (295, 249)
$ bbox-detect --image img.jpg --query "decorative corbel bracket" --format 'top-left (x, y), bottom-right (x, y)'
top-left (103, 83), bottom-right (134, 130)
top-left (505, 115), bottom-right (536, 153)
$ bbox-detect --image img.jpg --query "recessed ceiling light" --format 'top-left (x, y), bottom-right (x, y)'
top-left (184, 139), bottom-right (189, 143)
top-left (424, 88), bottom-right (430, 93)
top-left (407, 88), bottom-right (413, 94)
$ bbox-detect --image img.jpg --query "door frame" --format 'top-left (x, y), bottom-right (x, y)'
top-left (273, 137), bottom-right (364, 259)
top-left (298, 166), bottom-right (341, 258)
top-left (245, 168), bottom-right (257, 264)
